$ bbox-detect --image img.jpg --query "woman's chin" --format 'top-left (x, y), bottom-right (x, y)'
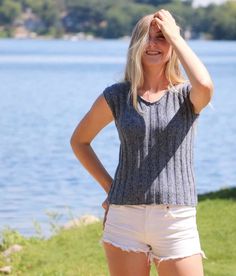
top-left (142, 55), bottom-right (163, 64)
top-left (143, 60), bottom-right (164, 67)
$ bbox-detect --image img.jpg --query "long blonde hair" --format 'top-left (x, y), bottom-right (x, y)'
top-left (123, 14), bottom-right (186, 114)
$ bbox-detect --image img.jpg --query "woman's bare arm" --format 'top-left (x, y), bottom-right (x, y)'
top-left (169, 36), bottom-right (213, 114)
top-left (154, 9), bottom-right (214, 114)
top-left (70, 93), bottom-right (114, 194)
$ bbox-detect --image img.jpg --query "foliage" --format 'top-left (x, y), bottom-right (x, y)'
top-left (135, 0), bottom-right (176, 5)
top-left (0, 0), bottom-right (21, 25)
top-left (0, 187), bottom-right (235, 275)
top-left (208, 1), bottom-right (236, 40)
top-left (0, 1), bottom-right (235, 40)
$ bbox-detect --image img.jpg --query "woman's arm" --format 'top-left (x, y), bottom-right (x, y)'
top-left (70, 93), bottom-right (114, 194)
top-left (169, 36), bottom-right (213, 115)
top-left (154, 9), bottom-right (214, 114)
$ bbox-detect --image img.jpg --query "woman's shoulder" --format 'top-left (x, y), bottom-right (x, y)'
top-left (103, 81), bottom-right (130, 100)
top-left (170, 81), bottom-right (192, 97)
top-left (105, 81), bottom-right (130, 93)
top-left (102, 81), bottom-right (130, 120)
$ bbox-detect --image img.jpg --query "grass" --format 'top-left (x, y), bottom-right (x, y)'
top-left (0, 187), bottom-right (235, 275)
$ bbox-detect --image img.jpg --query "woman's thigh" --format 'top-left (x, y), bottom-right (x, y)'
top-left (103, 241), bottom-right (151, 276)
top-left (100, 204), bottom-right (206, 276)
top-left (147, 205), bottom-right (206, 258)
top-left (154, 253), bottom-right (204, 276)
top-left (101, 204), bottom-right (152, 275)
top-left (147, 205), bottom-right (206, 276)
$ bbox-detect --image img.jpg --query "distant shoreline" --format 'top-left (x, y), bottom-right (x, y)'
top-left (1, 36), bottom-right (235, 42)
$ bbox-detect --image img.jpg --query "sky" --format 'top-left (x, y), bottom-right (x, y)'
top-left (193, 0), bottom-right (227, 7)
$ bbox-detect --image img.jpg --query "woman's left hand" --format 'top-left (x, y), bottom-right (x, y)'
top-left (153, 9), bottom-right (181, 44)
top-left (102, 196), bottom-right (110, 230)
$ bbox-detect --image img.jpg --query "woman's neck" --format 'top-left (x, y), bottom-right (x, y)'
top-left (141, 66), bottom-right (168, 92)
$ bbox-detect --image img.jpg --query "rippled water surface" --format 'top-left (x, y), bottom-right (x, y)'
top-left (0, 39), bottom-right (235, 237)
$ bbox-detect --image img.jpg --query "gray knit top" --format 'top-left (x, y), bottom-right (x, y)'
top-left (103, 81), bottom-right (200, 206)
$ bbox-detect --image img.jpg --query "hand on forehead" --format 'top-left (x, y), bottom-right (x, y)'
top-left (150, 18), bottom-right (161, 34)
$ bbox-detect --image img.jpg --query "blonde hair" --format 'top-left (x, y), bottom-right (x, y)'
top-left (123, 14), bottom-right (186, 114)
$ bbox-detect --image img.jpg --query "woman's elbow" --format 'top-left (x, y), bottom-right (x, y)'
top-left (70, 136), bottom-right (90, 148)
top-left (205, 79), bottom-right (214, 92)
top-left (198, 79), bottom-right (214, 98)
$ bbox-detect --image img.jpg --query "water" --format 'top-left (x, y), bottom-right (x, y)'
top-left (0, 38), bottom-right (235, 238)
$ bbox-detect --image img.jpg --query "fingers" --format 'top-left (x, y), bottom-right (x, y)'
top-left (102, 207), bottom-right (109, 230)
top-left (154, 9), bottom-right (175, 22)
top-left (102, 199), bottom-right (109, 230)
top-left (102, 197), bottom-right (109, 210)
top-left (153, 10), bottom-right (168, 30)
top-left (154, 9), bottom-right (169, 17)
top-left (154, 10), bottom-right (165, 20)
top-left (154, 17), bottom-right (162, 28)
top-left (103, 215), bottom-right (105, 230)
top-left (102, 212), bottom-right (105, 229)
top-left (102, 201), bottom-right (107, 209)
top-left (152, 9), bottom-right (178, 35)
top-left (150, 18), bottom-right (161, 32)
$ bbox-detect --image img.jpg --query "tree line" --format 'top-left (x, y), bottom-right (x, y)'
top-left (0, 0), bottom-right (235, 40)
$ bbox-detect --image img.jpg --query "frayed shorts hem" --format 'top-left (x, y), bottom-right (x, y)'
top-left (99, 238), bottom-right (207, 266)
top-left (149, 249), bottom-right (208, 267)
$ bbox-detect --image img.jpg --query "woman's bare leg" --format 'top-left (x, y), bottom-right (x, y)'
top-left (102, 241), bottom-right (151, 276)
top-left (153, 253), bottom-right (204, 276)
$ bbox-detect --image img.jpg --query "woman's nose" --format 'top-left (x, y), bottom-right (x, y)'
top-left (148, 38), bottom-right (157, 48)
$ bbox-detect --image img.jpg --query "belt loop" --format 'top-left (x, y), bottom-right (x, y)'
top-left (164, 205), bottom-right (176, 218)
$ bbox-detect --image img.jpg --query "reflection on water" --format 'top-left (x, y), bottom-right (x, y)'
top-left (0, 39), bottom-right (235, 237)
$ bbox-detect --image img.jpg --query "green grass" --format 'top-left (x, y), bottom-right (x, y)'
top-left (0, 187), bottom-right (235, 276)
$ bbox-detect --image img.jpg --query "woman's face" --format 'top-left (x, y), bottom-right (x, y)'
top-left (142, 19), bottom-right (172, 67)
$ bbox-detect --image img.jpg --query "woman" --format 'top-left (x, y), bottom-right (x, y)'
top-left (70, 9), bottom-right (213, 276)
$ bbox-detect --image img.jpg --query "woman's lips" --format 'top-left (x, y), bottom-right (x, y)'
top-left (146, 50), bottom-right (162, 55)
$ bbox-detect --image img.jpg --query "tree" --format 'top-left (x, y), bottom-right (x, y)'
top-left (63, 0), bottom-right (108, 34)
top-left (191, 1), bottom-right (236, 40)
top-left (135, 0), bottom-right (175, 5)
top-left (39, 0), bottom-right (60, 29)
top-left (209, 1), bottom-right (236, 40)
top-left (0, 0), bottom-right (21, 24)
top-left (97, 2), bottom-right (154, 38)
top-left (19, 0), bottom-right (61, 35)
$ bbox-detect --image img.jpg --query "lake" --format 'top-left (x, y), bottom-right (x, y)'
top-left (0, 38), bottom-right (235, 238)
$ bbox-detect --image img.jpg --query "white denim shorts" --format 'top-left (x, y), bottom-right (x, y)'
top-left (99, 204), bottom-right (207, 266)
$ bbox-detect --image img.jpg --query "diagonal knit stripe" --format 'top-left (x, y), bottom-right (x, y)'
top-left (104, 81), bottom-right (200, 207)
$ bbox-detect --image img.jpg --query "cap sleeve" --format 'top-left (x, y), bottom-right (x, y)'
top-left (181, 81), bottom-right (200, 117)
top-left (102, 85), bottom-right (117, 120)
top-left (102, 82), bottom-right (127, 121)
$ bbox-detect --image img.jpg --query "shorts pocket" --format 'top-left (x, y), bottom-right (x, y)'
top-left (169, 206), bottom-right (196, 218)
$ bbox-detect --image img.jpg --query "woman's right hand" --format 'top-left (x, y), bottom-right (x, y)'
top-left (102, 196), bottom-right (110, 230)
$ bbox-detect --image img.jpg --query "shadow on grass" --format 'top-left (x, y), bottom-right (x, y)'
top-left (198, 187), bottom-right (236, 202)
